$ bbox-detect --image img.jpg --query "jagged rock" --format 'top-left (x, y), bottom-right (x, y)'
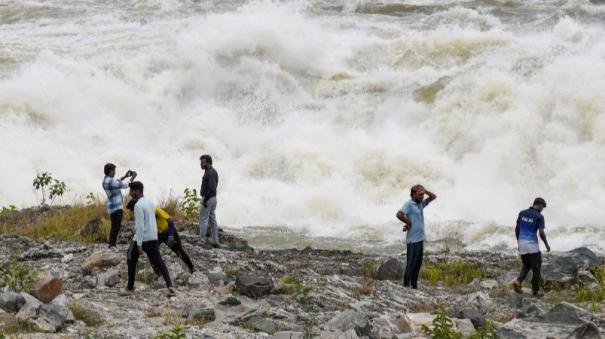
top-left (81, 250), bottom-right (122, 273)
top-left (79, 217), bottom-right (107, 243)
top-left (567, 322), bottom-right (602, 339)
top-left (220, 233), bottom-right (254, 252)
top-left (454, 318), bottom-right (476, 337)
top-left (392, 313), bottom-right (412, 333)
top-left (34, 304), bottom-right (70, 332)
top-left (181, 304), bottom-right (215, 323)
top-left (466, 291), bottom-right (491, 306)
top-left (16, 293), bottom-right (41, 320)
top-left (539, 302), bottom-right (597, 326)
top-left (451, 308), bottom-right (486, 329)
top-left (404, 313), bottom-right (434, 333)
top-left (0, 292), bottom-right (26, 313)
top-left (80, 276), bottom-right (97, 289)
top-left (578, 271), bottom-right (600, 290)
top-left (30, 271), bottom-right (62, 303)
top-left (188, 271), bottom-right (210, 287)
top-left (50, 294), bottom-right (74, 322)
top-left (272, 332), bottom-right (303, 339)
top-left (97, 269), bottom-right (120, 287)
top-left (480, 279), bottom-right (498, 290)
top-left (219, 296), bottom-right (241, 306)
top-left (526, 304), bottom-right (542, 317)
top-left (61, 253), bottom-right (74, 263)
top-left (235, 275), bottom-right (274, 299)
top-left (207, 272), bottom-right (233, 286)
top-left (16, 294), bottom-right (69, 333)
top-left (244, 316), bottom-right (279, 334)
top-left (326, 310), bottom-right (371, 337)
top-left (375, 258), bottom-right (404, 280)
top-left (50, 294), bottom-right (67, 308)
top-left (542, 247), bottom-right (602, 289)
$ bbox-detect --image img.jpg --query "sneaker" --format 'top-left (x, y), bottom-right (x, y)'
top-left (532, 291), bottom-right (544, 298)
top-left (512, 281), bottom-right (523, 294)
top-left (167, 287), bottom-right (176, 297)
top-left (211, 243), bottom-right (220, 249)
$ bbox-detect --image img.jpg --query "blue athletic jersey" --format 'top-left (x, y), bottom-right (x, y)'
top-left (517, 207), bottom-right (544, 254)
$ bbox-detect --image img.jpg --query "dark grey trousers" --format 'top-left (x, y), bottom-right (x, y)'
top-left (518, 251), bottom-right (542, 293)
top-left (404, 241), bottom-right (424, 289)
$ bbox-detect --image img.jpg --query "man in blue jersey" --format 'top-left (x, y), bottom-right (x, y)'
top-left (396, 184), bottom-right (437, 289)
top-left (513, 197), bottom-right (550, 297)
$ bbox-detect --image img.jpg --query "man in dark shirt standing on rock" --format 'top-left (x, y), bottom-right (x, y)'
top-left (396, 184), bottom-right (437, 289)
top-left (198, 154), bottom-right (220, 249)
top-left (513, 197), bottom-right (550, 297)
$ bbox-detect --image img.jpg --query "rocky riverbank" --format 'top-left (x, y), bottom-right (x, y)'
top-left (1, 222), bottom-right (604, 339)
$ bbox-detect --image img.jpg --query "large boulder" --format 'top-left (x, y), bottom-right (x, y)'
top-left (539, 302), bottom-right (605, 327)
top-left (567, 322), bottom-right (602, 339)
top-left (30, 271), bottom-right (62, 303)
top-left (188, 271), bottom-right (210, 288)
top-left (235, 275), bottom-right (274, 299)
top-left (16, 294), bottom-right (69, 333)
top-left (0, 292), bottom-right (26, 313)
top-left (81, 250), bottom-right (122, 273)
top-left (542, 247), bottom-right (602, 289)
top-left (78, 217), bottom-right (106, 243)
top-left (244, 316), bottom-right (279, 334)
top-left (34, 304), bottom-right (70, 332)
top-left (325, 310), bottom-right (371, 337)
top-left (451, 307), bottom-right (486, 329)
top-left (181, 304), bottom-right (216, 323)
top-left (375, 258), bottom-right (404, 281)
top-left (97, 269), bottom-right (120, 288)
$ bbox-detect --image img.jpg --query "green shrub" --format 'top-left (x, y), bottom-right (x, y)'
top-left (154, 325), bottom-right (186, 339)
top-left (421, 307), bottom-right (463, 339)
top-left (0, 205), bottom-right (17, 219)
top-left (178, 188), bottom-right (200, 221)
top-left (421, 260), bottom-right (484, 286)
top-left (1, 260), bottom-right (38, 292)
top-left (468, 320), bottom-right (497, 339)
top-left (69, 303), bottom-right (103, 327)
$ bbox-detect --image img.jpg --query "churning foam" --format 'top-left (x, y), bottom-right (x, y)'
top-left (1, 0), bottom-right (605, 252)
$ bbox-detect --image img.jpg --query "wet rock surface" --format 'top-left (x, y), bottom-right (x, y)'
top-left (0, 230), bottom-right (604, 338)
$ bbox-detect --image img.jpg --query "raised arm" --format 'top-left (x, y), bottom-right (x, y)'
top-left (424, 189), bottom-right (437, 204)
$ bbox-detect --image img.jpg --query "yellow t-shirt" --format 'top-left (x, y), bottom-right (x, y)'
top-left (155, 207), bottom-right (171, 234)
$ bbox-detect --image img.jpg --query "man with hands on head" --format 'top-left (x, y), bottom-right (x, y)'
top-left (102, 163), bottom-right (137, 248)
top-left (396, 185), bottom-right (437, 289)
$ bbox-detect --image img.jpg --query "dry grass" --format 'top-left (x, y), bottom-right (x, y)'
top-left (0, 203), bottom-right (109, 243)
top-left (158, 194), bottom-right (185, 220)
top-left (420, 259), bottom-right (485, 287)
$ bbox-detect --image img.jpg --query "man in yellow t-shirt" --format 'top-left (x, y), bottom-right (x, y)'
top-left (127, 199), bottom-right (194, 273)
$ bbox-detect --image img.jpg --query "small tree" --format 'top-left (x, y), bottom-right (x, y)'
top-left (421, 307), bottom-right (463, 339)
top-left (178, 188), bottom-right (200, 220)
top-left (33, 172), bottom-right (67, 205)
